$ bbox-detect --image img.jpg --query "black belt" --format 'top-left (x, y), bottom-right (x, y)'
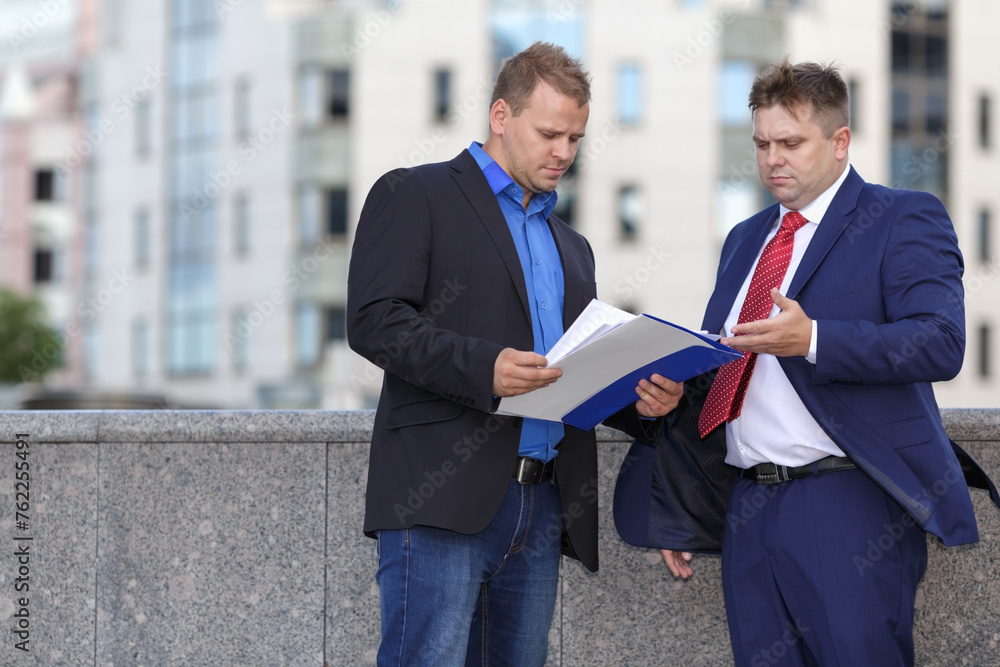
top-left (740, 456), bottom-right (856, 484)
top-left (513, 456), bottom-right (556, 485)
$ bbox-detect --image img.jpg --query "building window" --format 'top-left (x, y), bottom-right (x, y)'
top-left (133, 319), bottom-right (149, 379)
top-left (298, 184), bottom-right (321, 246)
top-left (847, 78), bottom-right (860, 134)
top-left (231, 310), bottom-right (249, 373)
top-left (34, 169), bottom-right (60, 201)
top-left (891, 89), bottom-right (909, 133)
top-left (618, 185), bottom-right (641, 242)
top-left (326, 306), bottom-right (347, 342)
top-left (34, 249), bottom-right (54, 283)
top-left (299, 65), bottom-right (323, 130)
top-left (166, 0), bottom-right (219, 376)
top-left (616, 63), bottom-right (643, 126)
top-left (234, 191), bottom-right (250, 256)
top-left (552, 186), bottom-right (576, 228)
top-left (925, 93), bottom-right (946, 134)
top-left (85, 210), bottom-right (99, 277)
top-left (327, 188), bottom-right (348, 237)
top-left (296, 301), bottom-right (321, 368)
top-left (889, 2), bottom-right (949, 202)
top-left (979, 94), bottom-right (991, 149)
top-left (136, 98), bottom-right (152, 157)
top-left (83, 324), bottom-right (98, 381)
top-left (328, 69), bottom-right (350, 119)
top-left (979, 208), bottom-right (992, 265)
top-left (297, 184), bottom-right (346, 243)
top-left (979, 323), bottom-right (992, 379)
top-left (135, 207), bottom-right (150, 269)
top-left (433, 68), bottom-right (452, 122)
top-left (234, 76), bottom-right (251, 139)
top-left (719, 60), bottom-right (757, 127)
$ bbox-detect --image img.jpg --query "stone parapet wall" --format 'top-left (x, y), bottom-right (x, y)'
top-left (0, 409), bottom-right (996, 665)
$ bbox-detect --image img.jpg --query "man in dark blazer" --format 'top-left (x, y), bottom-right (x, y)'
top-left (616, 59), bottom-right (999, 666)
top-left (348, 42), bottom-right (680, 666)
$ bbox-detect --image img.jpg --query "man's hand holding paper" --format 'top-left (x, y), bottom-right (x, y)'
top-left (492, 348), bottom-right (563, 398)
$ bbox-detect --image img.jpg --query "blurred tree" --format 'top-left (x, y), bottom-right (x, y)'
top-left (0, 289), bottom-right (63, 383)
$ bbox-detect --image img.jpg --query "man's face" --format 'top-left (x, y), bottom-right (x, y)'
top-left (489, 81), bottom-right (589, 204)
top-left (752, 103), bottom-right (850, 211)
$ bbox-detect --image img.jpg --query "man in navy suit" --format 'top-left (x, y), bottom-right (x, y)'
top-left (647, 60), bottom-right (991, 666)
top-left (348, 42), bottom-right (680, 666)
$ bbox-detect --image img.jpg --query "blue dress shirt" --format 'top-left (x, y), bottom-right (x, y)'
top-left (468, 142), bottom-right (565, 462)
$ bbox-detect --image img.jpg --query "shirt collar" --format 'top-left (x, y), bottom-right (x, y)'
top-left (779, 162), bottom-right (852, 226)
top-left (468, 141), bottom-right (558, 218)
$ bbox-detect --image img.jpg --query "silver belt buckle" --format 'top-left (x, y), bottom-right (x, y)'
top-left (515, 458), bottom-right (540, 484)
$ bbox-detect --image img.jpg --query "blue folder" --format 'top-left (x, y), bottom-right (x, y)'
top-left (498, 310), bottom-right (741, 430)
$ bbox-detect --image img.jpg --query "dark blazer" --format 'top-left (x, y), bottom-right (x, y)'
top-left (615, 167), bottom-right (999, 552)
top-left (348, 149), bottom-right (654, 572)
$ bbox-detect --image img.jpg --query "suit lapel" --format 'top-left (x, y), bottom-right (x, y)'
top-left (703, 205), bottom-right (779, 332)
top-left (546, 218), bottom-right (583, 329)
top-left (786, 167), bottom-right (864, 299)
top-left (449, 151), bottom-right (532, 322)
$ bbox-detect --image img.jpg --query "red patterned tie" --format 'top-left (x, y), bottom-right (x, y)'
top-left (698, 211), bottom-right (809, 438)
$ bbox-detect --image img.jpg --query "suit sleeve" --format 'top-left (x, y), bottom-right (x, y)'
top-left (347, 169), bottom-right (503, 411)
top-left (813, 191), bottom-right (965, 385)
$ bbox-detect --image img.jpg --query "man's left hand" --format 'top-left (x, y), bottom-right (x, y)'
top-left (722, 288), bottom-right (811, 357)
top-left (634, 375), bottom-right (683, 418)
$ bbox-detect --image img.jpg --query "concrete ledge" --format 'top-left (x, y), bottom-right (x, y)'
top-left (0, 409), bottom-right (996, 665)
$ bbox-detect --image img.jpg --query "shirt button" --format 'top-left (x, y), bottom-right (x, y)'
top-left (541, 303), bottom-right (547, 309)
top-left (534, 258), bottom-right (541, 265)
top-left (738, 444), bottom-right (745, 452)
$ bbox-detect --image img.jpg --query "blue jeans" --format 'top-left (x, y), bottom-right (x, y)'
top-left (375, 477), bottom-right (563, 666)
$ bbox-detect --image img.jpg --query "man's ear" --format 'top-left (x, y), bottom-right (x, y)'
top-left (488, 98), bottom-right (509, 136)
top-left (833, 126), bottom-right (851, 160)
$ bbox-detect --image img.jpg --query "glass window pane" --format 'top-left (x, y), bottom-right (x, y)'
top-left (327, 189), bottom-right (348, 236)
top-left (299, 66), bottom-right (323, 129)
top-left (133, 320), bottom-right (148, 378)
top-left (326, 307), bottom-right (347, 342)
top-left (235, 193), bottom-right (250, 255)
top-left (329, 70), bottom-right (350, 118)
top-left (892, 89), bottom-right (909, 133)
top-left (296, 302), bottom-right (321, 367)
top-left (980, 95), bottom-right (991, 149)
top-left (926, 34), bottom-right (946, 77)
top-left (891, 31), bottom-right (909, 74)
top-left (978, 209), bottom-right (991, 264)
top-left (434, 69), bottom-right (451, 122)
top-left (618, 185), bottom-right (641, 241)
top-left (617, 63), bottom-right (643, 126)
top-left (925, 94), bottom-right (945, 134)
top-left (719, 61), bottom-right (756, 126)
top-left (299, 184), bottom-right (320, 245)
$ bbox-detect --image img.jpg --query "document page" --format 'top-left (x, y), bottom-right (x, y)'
top-left (545, 299), bottom-right (636, 364)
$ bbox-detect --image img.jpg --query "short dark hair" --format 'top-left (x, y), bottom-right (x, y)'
top-left (748, 59), bottom-right (849, 137)
top-left (491, 41), bottom-right (591, 115)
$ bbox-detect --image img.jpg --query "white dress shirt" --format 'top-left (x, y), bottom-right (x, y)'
top-left (723, 165), bottom-right (852, 469)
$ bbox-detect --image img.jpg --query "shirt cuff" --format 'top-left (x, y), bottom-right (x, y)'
top-left (806, 319), bottom-right (818, 364)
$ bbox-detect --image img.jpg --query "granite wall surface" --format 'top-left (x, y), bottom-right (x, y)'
top-left (0, 409), bottom-right (996, 666)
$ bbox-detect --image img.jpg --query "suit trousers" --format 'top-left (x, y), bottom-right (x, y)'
top-left (722, 467), bottom-right (927, 666)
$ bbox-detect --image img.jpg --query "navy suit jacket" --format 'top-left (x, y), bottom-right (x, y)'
top-left (615, 167), bottom-right (999, 552)
top-left (348, 149), bottom-right (655, 572)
